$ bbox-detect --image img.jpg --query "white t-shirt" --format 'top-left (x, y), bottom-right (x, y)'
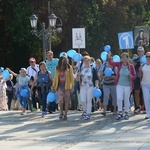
top-left (27, 64), bottom-right (39, 78)
top-left (141, 64), bottom-right (150, 85)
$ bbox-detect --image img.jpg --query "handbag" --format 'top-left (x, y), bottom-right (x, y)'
top-left (6, 86), bottom-right (13, 92)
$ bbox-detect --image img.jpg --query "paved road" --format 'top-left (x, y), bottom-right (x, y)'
top-left (0, 110), bottom-right (150, 150)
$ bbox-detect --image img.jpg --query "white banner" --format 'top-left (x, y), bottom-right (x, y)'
top-left (72, 28), bottom-right (85, 49)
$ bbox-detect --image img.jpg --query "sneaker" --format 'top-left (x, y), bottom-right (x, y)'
top-left (116, 113), bottom-right (123, 120)
top-left (31, 108), bottom-right (37, 112)
top-left (145, 116), bottom-right (150, 119)
top-left (134, 108), bottom-right (141, 114)
top-left (124, 114), bottom-right (129, 120)
top-left (142, 111), bottom-right (146, 114)
top-left (84, 114), bottom-right (90, 120)
top-left (81, 112), bottom-right (87, 118)
top-left (141, 108), bottom-right (146, 114)
top-left (41, 111), bottom-right (46, 117)
top-left (20, 112), bottom-right (24, 115)
top-left (20, 111), bottom-right (27, 115)
top-left (101, 111), bottom-right (106, 116)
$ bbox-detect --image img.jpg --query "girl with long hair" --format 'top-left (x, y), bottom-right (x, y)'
top-left (52, 54), bottom-right (74, 120)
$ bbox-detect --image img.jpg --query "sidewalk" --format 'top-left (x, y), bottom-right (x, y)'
top-left (0, 110), bottom-right (150, 150)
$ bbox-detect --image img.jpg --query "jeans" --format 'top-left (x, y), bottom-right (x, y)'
top-left (38, 91), bottom-right (48, 112)
top-left (19, 96), bottom-right (27, 109)
top-left (18, 85), bottom-right (30, 109)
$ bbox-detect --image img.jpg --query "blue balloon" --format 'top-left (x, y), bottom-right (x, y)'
top-left (73, 53), bottom-right (82, 62)
top-left (93, 88), bottom-right (102, 98)
top-left (47, 92), bottom-right (56, 103)
top-left (59, 52), bottom-right (67, 58)
top-left (100, 51), bottom-right (108, 61)
top-left (104, 68), bottom-right (113, 77)
top-left (2, 70), bottom-right (10, 79)
top-left (140, 55), bottom-right (147, 63)
top-left (113, 55), bottom-right (120, 62)
top-left (104, 45), bottom-right (111, 52)
top-left (67, 50), bottom-right (77, 58)
top-left (20, 89), bottom-right (28, 98)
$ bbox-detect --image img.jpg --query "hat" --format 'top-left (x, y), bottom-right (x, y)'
top-left (61, 52), bottom-right (68, 58)
top-left (0, 67), bottom-right (4, 72)
top-left (137, 46), bottom-right (144, 51)
top-left (20, 68), bottom-right (27, 72)
top-left (29, 57), bottom-right (36, 62)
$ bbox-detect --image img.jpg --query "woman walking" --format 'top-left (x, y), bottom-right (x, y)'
top-left (52, 53), bottom-right (74, 120)
top-left (108, 52), bottom-right (136, 120)
top-left (100, 61), bottom-right (117, 116)
top-left (77, 56), bottom-right (99, 120)
top-left (31, 61), bottom-right (53, 117)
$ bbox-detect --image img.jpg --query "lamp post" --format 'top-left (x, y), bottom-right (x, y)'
top-left (29, 2), bottom-right (62, 60)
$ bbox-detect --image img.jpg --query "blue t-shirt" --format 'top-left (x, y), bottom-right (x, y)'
top-left (45, 58), bottom-right (59, 79)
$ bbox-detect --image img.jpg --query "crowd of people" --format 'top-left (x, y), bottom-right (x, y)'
top-left (0, 46), bottom-right (150, 121)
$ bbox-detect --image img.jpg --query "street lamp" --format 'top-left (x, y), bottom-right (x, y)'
top-left (29, 9), bottom-right (62, 60)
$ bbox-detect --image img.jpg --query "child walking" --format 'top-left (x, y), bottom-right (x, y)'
top-left (7, 68), bottom-right (30, 115)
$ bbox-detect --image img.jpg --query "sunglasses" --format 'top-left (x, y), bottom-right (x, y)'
top-left (146, 56), bottom-right (150, 58)
top-left (29, 61), bottom-right (34, 63)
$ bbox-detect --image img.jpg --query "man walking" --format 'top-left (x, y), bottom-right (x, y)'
top-left (27, 57), bottom-right (39, 111)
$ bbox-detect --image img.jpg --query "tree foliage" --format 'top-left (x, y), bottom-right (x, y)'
top-left (0, 0), bottom-right (149, 70)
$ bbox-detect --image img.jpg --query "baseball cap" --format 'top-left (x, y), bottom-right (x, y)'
top-left (29, 57), bottom-right (36, 62)
top-left (137, 46), bottom-right (144, 51)
top-left (20, 68), bottom-right (27, 72)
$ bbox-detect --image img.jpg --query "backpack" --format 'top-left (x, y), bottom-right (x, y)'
top-left (37, 71), bottom-right (52, 86)
top-left (37, 71), bottom-right (52, 93)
